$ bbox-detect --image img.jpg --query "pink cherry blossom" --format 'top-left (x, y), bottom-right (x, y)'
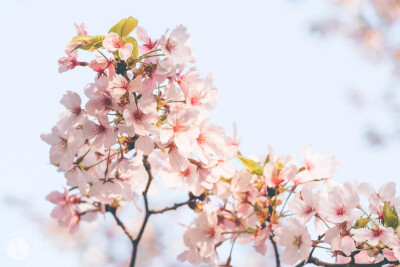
top-left (136, 26), bottom-right (158, 55)
top-left (57, 91), bottom-right (87, 132)
top-left (65, 165), bottom-right (94, 195)
top-left (180, 205), bottom-right (221, 264)
top-left (185, 74), bottom-right (217, 112)
top-left (289, 186), bottom-right (317, 223)
top-left (294, 143), bottom-right (339, 184)
top-left (354, 249), bottom-right (385, 264)
top-left (176, 66), bottom-right (200, 94)
top-left (44, 16), bottom-right (400, 267)
top-left (159, 25), bottom-right (193, 63)
top-left (162, 141), bottom-right (190, 171)
top-left (102, 32), bottom-right (133, 61)
top-left (108, 74), bottom-right (142, 99)
top-left (41, 126), bottom-right (85, 171)
top-left (89, 163), bottom-right (132, 203)
top-left (159, 109), bottom-right (200, 156)
top-left (82, 114), bottom-right (117, 149)
top-left (331, 235), bottom-right (356, 256)
top-left (122, 95), bottom-right (158, 136)
top-left (351, 226), bottom-right (395, 246)
top-left (89, 56), bottom-right (115, 79)
top-left (141, 64), bottom-right (166, 94)
top-left (194, 120), bottom-right (225, 164)
top-left (85, 77), bottom-right (119, 116)
top-left (274, 218), bottom-right (312, 265)
top-left (263, 155), bottom-right (297, 188)
top-left (358, 181), bottom-right (399, 217)
top-left (253, 227), bottom-right (272, 255)
top-left (319, 183), bottom-right (361, 224)
top-left (46, 189), bottom-right (80, 234)
top-left (58, 43), bottom-right (88, 73)
top-left (74, 23), bottom-right (87, 36)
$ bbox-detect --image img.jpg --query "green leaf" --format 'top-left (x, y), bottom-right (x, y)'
top-left (354, 218), bottom-right (370, 228)
top-left (70, 35), bottom-right (106, 52)
top-left (123, 36), bottom-right (139, 58)
top-left (88, 42), bottom-right (103, 52)
top-left (71, 35), bottom-right (94, 43)
top-left (237, 156), bottom-right (264, 175)
top-left (86, 36), bottom-right (106, 52)
top-left (220, 177), bottom-right (232, 182)
top-left (383, 202), bottom-right (399, 229)
top-left (88, 35), bottom-right (106, 45)
top-left (109, 16), bottom-right (138, 37)
top-left (159, 114), bottom-right (168, 122)
top-left (70, 44), bottom-right (88, 52)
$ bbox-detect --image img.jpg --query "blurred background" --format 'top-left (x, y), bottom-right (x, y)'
top-left (1, 0), bottom-right (400, 266)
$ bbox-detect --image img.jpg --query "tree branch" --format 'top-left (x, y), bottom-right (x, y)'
top-left (270, 234), bottom-right (281, 267)
top-left (129, 155), bottom-right (154, 267)
top-left (107, 155), bottom-right (194, 267)
top-left (306, 257), bottom-right (399, 267)
top-left (149, 199), bottom-right (192, 214)
top-left (105, 205), bottom-right (135, 244)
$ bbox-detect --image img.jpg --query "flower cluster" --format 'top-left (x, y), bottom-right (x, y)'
top-left (42, 17), bottom-right (400, 266)
top-left (311, 0), bottom-right (400, 146)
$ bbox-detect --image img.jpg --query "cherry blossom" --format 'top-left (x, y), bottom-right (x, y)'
top-left (274, 218), bottom-right (312, 265)
top-left (82, 113), bottom-right (116, 149)
top-left (351, 226), bottom-right (395, 247)
top-left (159, 25), bottom-right (193, 63)
top-left (102, 32), bottom-right (133, 61)
top-left (43, 17), bottom-right (400, 267)
top-left (46, 189), bottom-right (80, 234)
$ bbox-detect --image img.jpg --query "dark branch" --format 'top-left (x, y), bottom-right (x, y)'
top-left (306, 257), bottom-right (399, 266)
top-left (107, 155), bottom-right (193, 267)
top-left (106, 205), bottom-right (135, 244)
top-left (150, 199), bottom-right (192, 214)
top-left (129, 155), bottom-right (154, 267)
top-left (270, 234), bottom-right (281, 267)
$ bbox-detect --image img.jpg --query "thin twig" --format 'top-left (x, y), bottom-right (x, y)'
top-left (222, 236), bottom-right (238, 267)
top-left (130, 155), bottom-right (154, 267)
top-left (270, 234), bottom-right (281, 267)
top-left (107, 154), bottom-right (193, 267)
top-left (306, 257), bottom-right (399, 266)
top-left (295, 233), bottom-right (399, 267)
top-left (105, 205), bottom-right (135, 244)
top-left (150, 199), bottom-right (191, 214)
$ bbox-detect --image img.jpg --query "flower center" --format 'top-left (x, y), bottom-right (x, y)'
top-left (336, 205), bottom-right (346, 216)
top-left (304, 205), bottom-right (314, 214)
top-left (58, 138), bottom-right (68, 150)
top-left (104, 97), bottom-right (112, 107)
top-left (293, 235), bottom-right (302, 246)
top-left (95, 124), bottom-right (106, 134)
top-left (145, 39), bottom-right (158, 50)
top-left (165, 38), bottom-right (176, 52)
top-left (113, 38), bottom-right (124, 49)
top-left (134, 109), bottom-right (144, 121)
top-left (71, 106), bottom-right (81, 115)
top-left (197, 134), bottom-right (207, 144)
top-left (205, 226), bottom-right (216, 238)
top-left (173, 124), bottom-right (186, 132)
top-left (190, 96), bottom-right (201, 105)
top-left (180, 168), bottom-right (191, 177)
top-left (371, 228), bottom-right (383, 237)
top-left (305, 161), bottom-right (314, 171)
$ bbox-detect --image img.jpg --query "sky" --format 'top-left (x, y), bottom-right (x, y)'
top-left (1, 0), bottom-right (399, 266)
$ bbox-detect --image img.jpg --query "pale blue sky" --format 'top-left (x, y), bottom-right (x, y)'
top-left (1, 0), bottom-right (399, 266)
